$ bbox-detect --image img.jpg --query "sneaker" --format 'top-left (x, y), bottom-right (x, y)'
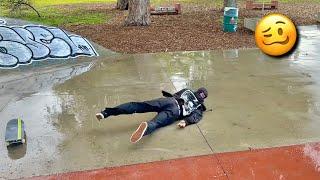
top-left (95, 113), bottom-right (105, 121)
top-left (130, 122), bottom-right (148, 143)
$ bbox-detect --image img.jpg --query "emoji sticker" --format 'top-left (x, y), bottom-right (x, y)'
top-left (255, 14), bottom-right (297, 56)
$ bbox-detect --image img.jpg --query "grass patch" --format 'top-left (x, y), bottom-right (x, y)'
top-left (0, 0), bottom-right (115, 26)
top-left (0, 7), bottom-right (110, 26)
top-left (33, 0), bottom-right (116, 7)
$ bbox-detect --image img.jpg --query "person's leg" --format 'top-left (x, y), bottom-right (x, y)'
top-left (101, 102), bottom-right (156, 118)
top-left (98, 98), bottom-right (173, 119)
top-left (145, 111), bottom-right (176, 135)
top-left (130, 111), bottom-right (176, 143)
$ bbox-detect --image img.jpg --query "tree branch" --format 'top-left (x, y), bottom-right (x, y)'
top-left (18, 2), bottom-right (41, 17)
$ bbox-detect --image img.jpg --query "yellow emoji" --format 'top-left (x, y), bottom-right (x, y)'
top-left (255, 14), bottom-right (297, 56)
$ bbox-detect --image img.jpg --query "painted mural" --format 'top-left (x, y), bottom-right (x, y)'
top-left (0, 20), bottom-right (98, 69)
top-left (0, 19), bottom-right (6, 25)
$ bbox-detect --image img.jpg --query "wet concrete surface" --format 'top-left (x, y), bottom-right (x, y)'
top-left (1, 25), bottom-right (320, 179)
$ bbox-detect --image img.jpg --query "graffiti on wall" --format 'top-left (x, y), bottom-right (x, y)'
top-left (0, 19), bottom-right (6, 25)
top-left (0, 20), bottom-right (98, 69)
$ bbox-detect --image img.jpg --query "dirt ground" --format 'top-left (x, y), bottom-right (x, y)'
top-left (64, 2), bottom-right (320, 54)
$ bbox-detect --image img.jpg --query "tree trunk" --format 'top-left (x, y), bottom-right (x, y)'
top-left (224, 0), bottom-right (237, 8)
top-left (116, 0), bottom-right (128, 10)
top-left (125, 0), bottom-right (150, 26)
top-left (223, 0), bottom-right (228, 8)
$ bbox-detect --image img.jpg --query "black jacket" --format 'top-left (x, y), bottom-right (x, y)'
top-left (162, 89), bottom-right (206, 126)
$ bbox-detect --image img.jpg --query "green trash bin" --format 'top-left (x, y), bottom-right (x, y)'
top-left (223, 7), bottom-right (238, 32)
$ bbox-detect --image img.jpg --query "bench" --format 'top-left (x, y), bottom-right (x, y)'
top-left (246, 0), bottom-right (278, 10)
top-left (150, 3), bottom-right (181, 15)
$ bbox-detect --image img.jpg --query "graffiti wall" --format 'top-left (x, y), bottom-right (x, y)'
top-left (0, 19), bottom-right (5, 25)
top-left (0, 20), bottom-right (98, 69)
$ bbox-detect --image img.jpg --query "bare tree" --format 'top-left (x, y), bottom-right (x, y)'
top-left (1, 0), bottom-right (41, 17)
top-left (124, 0), bottom-right (150, 26)
top-left (223, 0), bottom-right (237, 8)
top-left (116, 0), bottom-right (128, 10)
top-left (223, 0), bottom-right (228, 8)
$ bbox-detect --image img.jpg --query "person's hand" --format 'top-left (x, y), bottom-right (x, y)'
top-left (177, 120), bottom-right (186, 128)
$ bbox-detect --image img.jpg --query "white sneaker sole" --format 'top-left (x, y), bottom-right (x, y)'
top-left (95, 113), bottom-right (104, 121)
top-left (130, 122), bottom-right (148, 143)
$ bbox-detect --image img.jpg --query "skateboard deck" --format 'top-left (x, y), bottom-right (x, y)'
top-left (5, 118), bottom-right (26, 146)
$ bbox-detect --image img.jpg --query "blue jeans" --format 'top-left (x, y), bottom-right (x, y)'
top-left (102, 97), bottom-right (180, 135)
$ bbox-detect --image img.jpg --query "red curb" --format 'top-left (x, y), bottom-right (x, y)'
top-left (30, 142), bottom-right (320, 180)
top-left (217, 142), bottom-right (320, 180)
top-left (31, 155), bottom-right (227, 180)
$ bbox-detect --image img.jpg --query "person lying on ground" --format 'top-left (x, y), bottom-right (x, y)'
top-left (96, 87), bottom-right (208, 143)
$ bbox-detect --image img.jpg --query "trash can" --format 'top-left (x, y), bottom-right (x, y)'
top-left (223, 7), bottom-right (238, 32)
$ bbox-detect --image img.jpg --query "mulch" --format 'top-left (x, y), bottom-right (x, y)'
top-left (64, 2), bottom-right (320, 54)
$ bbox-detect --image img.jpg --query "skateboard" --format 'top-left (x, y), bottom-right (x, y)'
top-left (5, 118), bottom-right (26, 146)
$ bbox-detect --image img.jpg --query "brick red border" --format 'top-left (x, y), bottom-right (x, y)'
top-left (29, 142), bottom-right (320, 180)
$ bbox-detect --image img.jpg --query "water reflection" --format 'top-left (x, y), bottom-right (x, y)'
top-left (223, 49), bottom-right (239, 60)
top-left (0, 62), bottom-right (93, 97)
top-left (0, 62), bottom-right (93, 178)
top-left (158, 26), bottom-right (320, 93)
top-left (290, 25), bottom-right (320, 65)
top-left (158, 51), bottom-right (215, 90)
top-left (7, 139), bottom-right (27, 160)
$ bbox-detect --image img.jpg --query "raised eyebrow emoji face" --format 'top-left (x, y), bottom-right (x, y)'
top-left (261, 21), bottom-right (289, 46)
top-left (255, 14), bottom-right (297, 56)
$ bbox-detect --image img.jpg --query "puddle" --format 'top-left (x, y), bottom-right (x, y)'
top-left (1, 25), bottom-right (320, 178)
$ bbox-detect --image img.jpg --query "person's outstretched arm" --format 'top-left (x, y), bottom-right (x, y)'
top-left (177, 109), bottom-right (203, 128)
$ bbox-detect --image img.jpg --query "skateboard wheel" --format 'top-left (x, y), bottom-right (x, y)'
top-left (6, 142), bottom-right (10, 146)
top-left (22, 139), bottom-right (26, 144)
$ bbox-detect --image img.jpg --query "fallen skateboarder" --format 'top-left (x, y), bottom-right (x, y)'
top-left (96, 87), bottom-right (208, 143)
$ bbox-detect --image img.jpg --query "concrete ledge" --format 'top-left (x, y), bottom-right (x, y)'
top-left (244, 17), bottom-right (260, 31)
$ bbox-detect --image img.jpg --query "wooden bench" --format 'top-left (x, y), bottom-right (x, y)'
top-left (150, 3), bottom-right (181, 15)
top-left (246, 0), bottom-right (278, 10)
